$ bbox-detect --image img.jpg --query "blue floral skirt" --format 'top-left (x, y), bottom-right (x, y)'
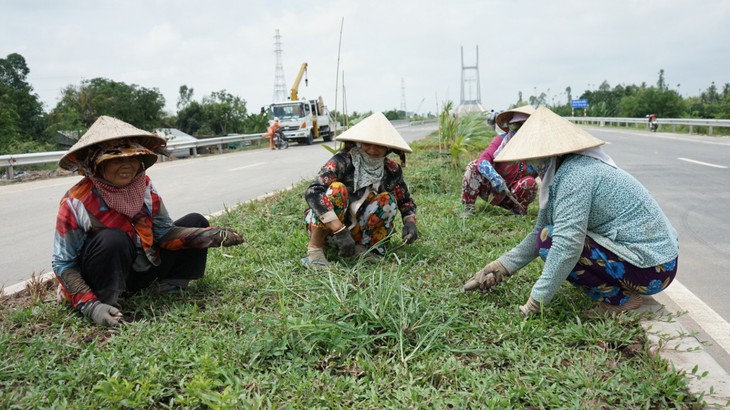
top-left (537, 225), bottom-right (678, 306)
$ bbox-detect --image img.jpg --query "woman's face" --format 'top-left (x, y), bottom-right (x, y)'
top-left (360, 143), bottom-right (388, 158)
top-left (100, 157), bottom-right (142, 186)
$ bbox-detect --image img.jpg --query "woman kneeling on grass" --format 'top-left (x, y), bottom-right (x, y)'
top-left (53, 116), bottom-right (245, 327)
top-left (302, 112), bottom-right (418, 267)
top-left (462, 106), bottom-right (679, 315)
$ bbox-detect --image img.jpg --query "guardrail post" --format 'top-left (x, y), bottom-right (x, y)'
top-left (709, 126), bottom-right (713, 136)
top-left (217, 143), bottom-right (223, 153)
top-left (689, 125), bottom-right (693, 134)
top-left (8, 165), bottom-right (14, 179)
top-left (192, 147), bottom-right (198, 157)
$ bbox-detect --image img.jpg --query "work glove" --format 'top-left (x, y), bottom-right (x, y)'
top-left (188, 227), bottom-right (245, 248)
top-left (518, 297), bottom-right (542, 316)
top-left (81, 300), bottom-right (123, 327)
top-left (462, 260), bottom-right (509, 292)
top-left (331, 228), bottom-right (356, 257)
top-left (402, 220), bottom-right (418, 244)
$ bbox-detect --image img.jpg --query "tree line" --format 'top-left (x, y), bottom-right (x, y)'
top-left (0, 53), bottom-right (268, 155)
top-left (520, 69), bottom-right (730, 120)
top-left (2, 52), bottom-right (730, 155)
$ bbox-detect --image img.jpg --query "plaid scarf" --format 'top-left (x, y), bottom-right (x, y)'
top-left (91, 172), bottom-right (148, 218)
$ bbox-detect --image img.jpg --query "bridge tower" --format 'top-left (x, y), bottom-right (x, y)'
top-left (457, 46), bottom-right (485, 114)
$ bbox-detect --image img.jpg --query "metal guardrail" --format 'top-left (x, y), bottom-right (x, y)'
top-left (567, 116), bottom-right (730, 136)
top-left (0, 132), bottom-right (265, 179)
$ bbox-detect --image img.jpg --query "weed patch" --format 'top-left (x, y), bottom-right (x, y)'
top-left (0, 135), bottom-right (705, 408)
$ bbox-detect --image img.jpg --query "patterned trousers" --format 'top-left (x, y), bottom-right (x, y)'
top-left (537, 225), bottom-right (678, 305)
top-left (461, 160), bottom-right (537, 214)
top-left (305, 182), bottom-right (398, 248)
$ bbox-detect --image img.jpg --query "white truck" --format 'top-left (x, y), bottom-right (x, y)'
top-left (267, 96), bottom-right (333, 145)
top-left (264, 62), bottom-right (333, 145)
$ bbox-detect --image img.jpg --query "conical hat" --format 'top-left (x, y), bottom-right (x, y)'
top-left (335, 112), bottom-right (412, 153)
top-left (60, 116), bottom-right (166, 170)
top-left (495, 104), bottom-right (536, 131)
top-left (494, 105), bottom-right (605, 162)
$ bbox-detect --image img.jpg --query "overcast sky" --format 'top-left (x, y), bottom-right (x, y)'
top-left (2, 0), bottom-right (729, 117)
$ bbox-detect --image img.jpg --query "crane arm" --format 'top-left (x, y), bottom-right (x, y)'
top-left (290, 62), bottom-right (308, 100)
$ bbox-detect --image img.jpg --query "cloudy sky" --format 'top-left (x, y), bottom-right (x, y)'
top-left (2, 0), bottom-right (729, 117)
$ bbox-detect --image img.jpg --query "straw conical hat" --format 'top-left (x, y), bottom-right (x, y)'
top-left (60, 116), bottom-right (166, 170)
top-left (495, 104), bottom-right (536, 131)
top-left (494, 106), bottom-right (605, 162)
top-left (336, 112), bottom-right (412, 153)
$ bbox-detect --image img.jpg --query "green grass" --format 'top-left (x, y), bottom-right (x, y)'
top-left (0, 135), bottom-right (705, 409)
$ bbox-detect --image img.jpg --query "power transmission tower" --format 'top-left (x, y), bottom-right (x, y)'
top-left (272, 29), bottom-right (287, 102)
top-left (400, 78), bottom-right (407, 114)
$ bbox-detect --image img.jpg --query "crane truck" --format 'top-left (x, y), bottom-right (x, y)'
top-left (264, 62), bottom-right (333, 145)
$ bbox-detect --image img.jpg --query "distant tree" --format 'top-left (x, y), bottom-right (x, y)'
top-left (657, 69), bottom-right (667, 90)
top-left (176, 101), bottom-right (206, 136)
top-left (0, 53), bottom-right (48, 153)
top-left (383, 110), bottom-right (400, 120)
top-left (201, 90), bottom-right (247, 135)
top-left (177, 85), bottom-right (194, 110)
top-left (50, 77), bottom-right (166, 131)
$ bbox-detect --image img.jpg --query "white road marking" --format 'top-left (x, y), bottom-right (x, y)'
top-left (677, 157), bottom-right (728, 169)
top-left (228, 162), bottom-right (266, 171)
top-left (658, 280), bottom-right (730, 353)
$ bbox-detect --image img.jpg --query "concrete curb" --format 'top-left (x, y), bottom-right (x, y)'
top-left (641, 296), bottom-right (730, 407)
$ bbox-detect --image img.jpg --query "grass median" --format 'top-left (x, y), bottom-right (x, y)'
top-left (0, 134), bottom-right (704, 408)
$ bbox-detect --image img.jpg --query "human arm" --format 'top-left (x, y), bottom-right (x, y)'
top-left (385, 159), bottom-right (418, 243)
top-left (304, 153), bottom-right (351, 233)
top-left (526, 169), bottom-right (591, 306)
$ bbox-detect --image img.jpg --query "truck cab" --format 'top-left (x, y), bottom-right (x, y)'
top-left (267, 97), bottom-right (332, 145)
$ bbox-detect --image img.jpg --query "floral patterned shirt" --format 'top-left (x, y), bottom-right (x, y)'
top-left (305, 151), bottom-right (416, 226)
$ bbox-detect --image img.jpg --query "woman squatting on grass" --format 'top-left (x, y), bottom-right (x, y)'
top-left (302, 112), bottom-right (419, 267)
top-left (463, 106), bottom-right (679, 315)
top-left (52, 116), bottom-right (245, 327)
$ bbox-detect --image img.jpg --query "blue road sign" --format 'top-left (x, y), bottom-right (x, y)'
top-left (571, 99), bottom-right (589, 108)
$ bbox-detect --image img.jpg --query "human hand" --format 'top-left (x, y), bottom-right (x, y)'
top-left (462, 260), bottom-right (509, 292)
top-left (210, 227), bottom-right (245, 247)
top-left (518, 297), bottom-right (542, 316)
top-left (402, 220), bottom-right (418, 244)
top-left (331, 228), bottom-right (356, 257)
top-left (82, 301), bottom-right (123, 327)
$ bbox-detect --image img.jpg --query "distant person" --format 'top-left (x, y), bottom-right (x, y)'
top-left (53, 116), bottom-right (245, 327)
top-left (460, 105), bottom-right (539, 217)
top-left (263, 117), bottom-right (282, 150)
top-left (487, 109), bottom-right (497, 129)
top-left (301, 112), bottom-right (418, 267)
top-left (463, 106), bottom-right (679, 315)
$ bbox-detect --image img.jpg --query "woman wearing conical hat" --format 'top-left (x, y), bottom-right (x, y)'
top-left (463, 106), bottom-right (679, 315)
top-left (302, 112), bottom-right (418, 267)
top-left (460, 105), bottom-right (539, 217)
top-left (53, 116), bottom-right (245, 327)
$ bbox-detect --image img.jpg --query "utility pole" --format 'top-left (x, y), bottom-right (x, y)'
top-left (400, 78), bottom-right (407, 115)
top-left (272, 29), bottom-right (287, 102)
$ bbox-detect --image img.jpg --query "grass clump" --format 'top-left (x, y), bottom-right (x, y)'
top-left (0, 134), bottom-right (706, 409)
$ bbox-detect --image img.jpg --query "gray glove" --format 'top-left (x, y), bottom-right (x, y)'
top-left (188, 227), bottom-right (245, 248)
top-left (331, 228), bottom-right (356, 257)
top-left (81, 300), bottom-right (123, 327)
top-left (519, 297), bottom-right (542, 316)
top-left (402, 220), bottom-right (418, 244)
top-left (462, 260), bottom-right (509, 292)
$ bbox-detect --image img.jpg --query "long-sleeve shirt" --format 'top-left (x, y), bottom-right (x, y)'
top-left (52, 175), bottom-right (212, 309)
top-left (477, 131), bottom-right (536, 188)
top-left (498, 154), bottom-right (679, 304)
top-left (305, 151), bottom-right (416, 226)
